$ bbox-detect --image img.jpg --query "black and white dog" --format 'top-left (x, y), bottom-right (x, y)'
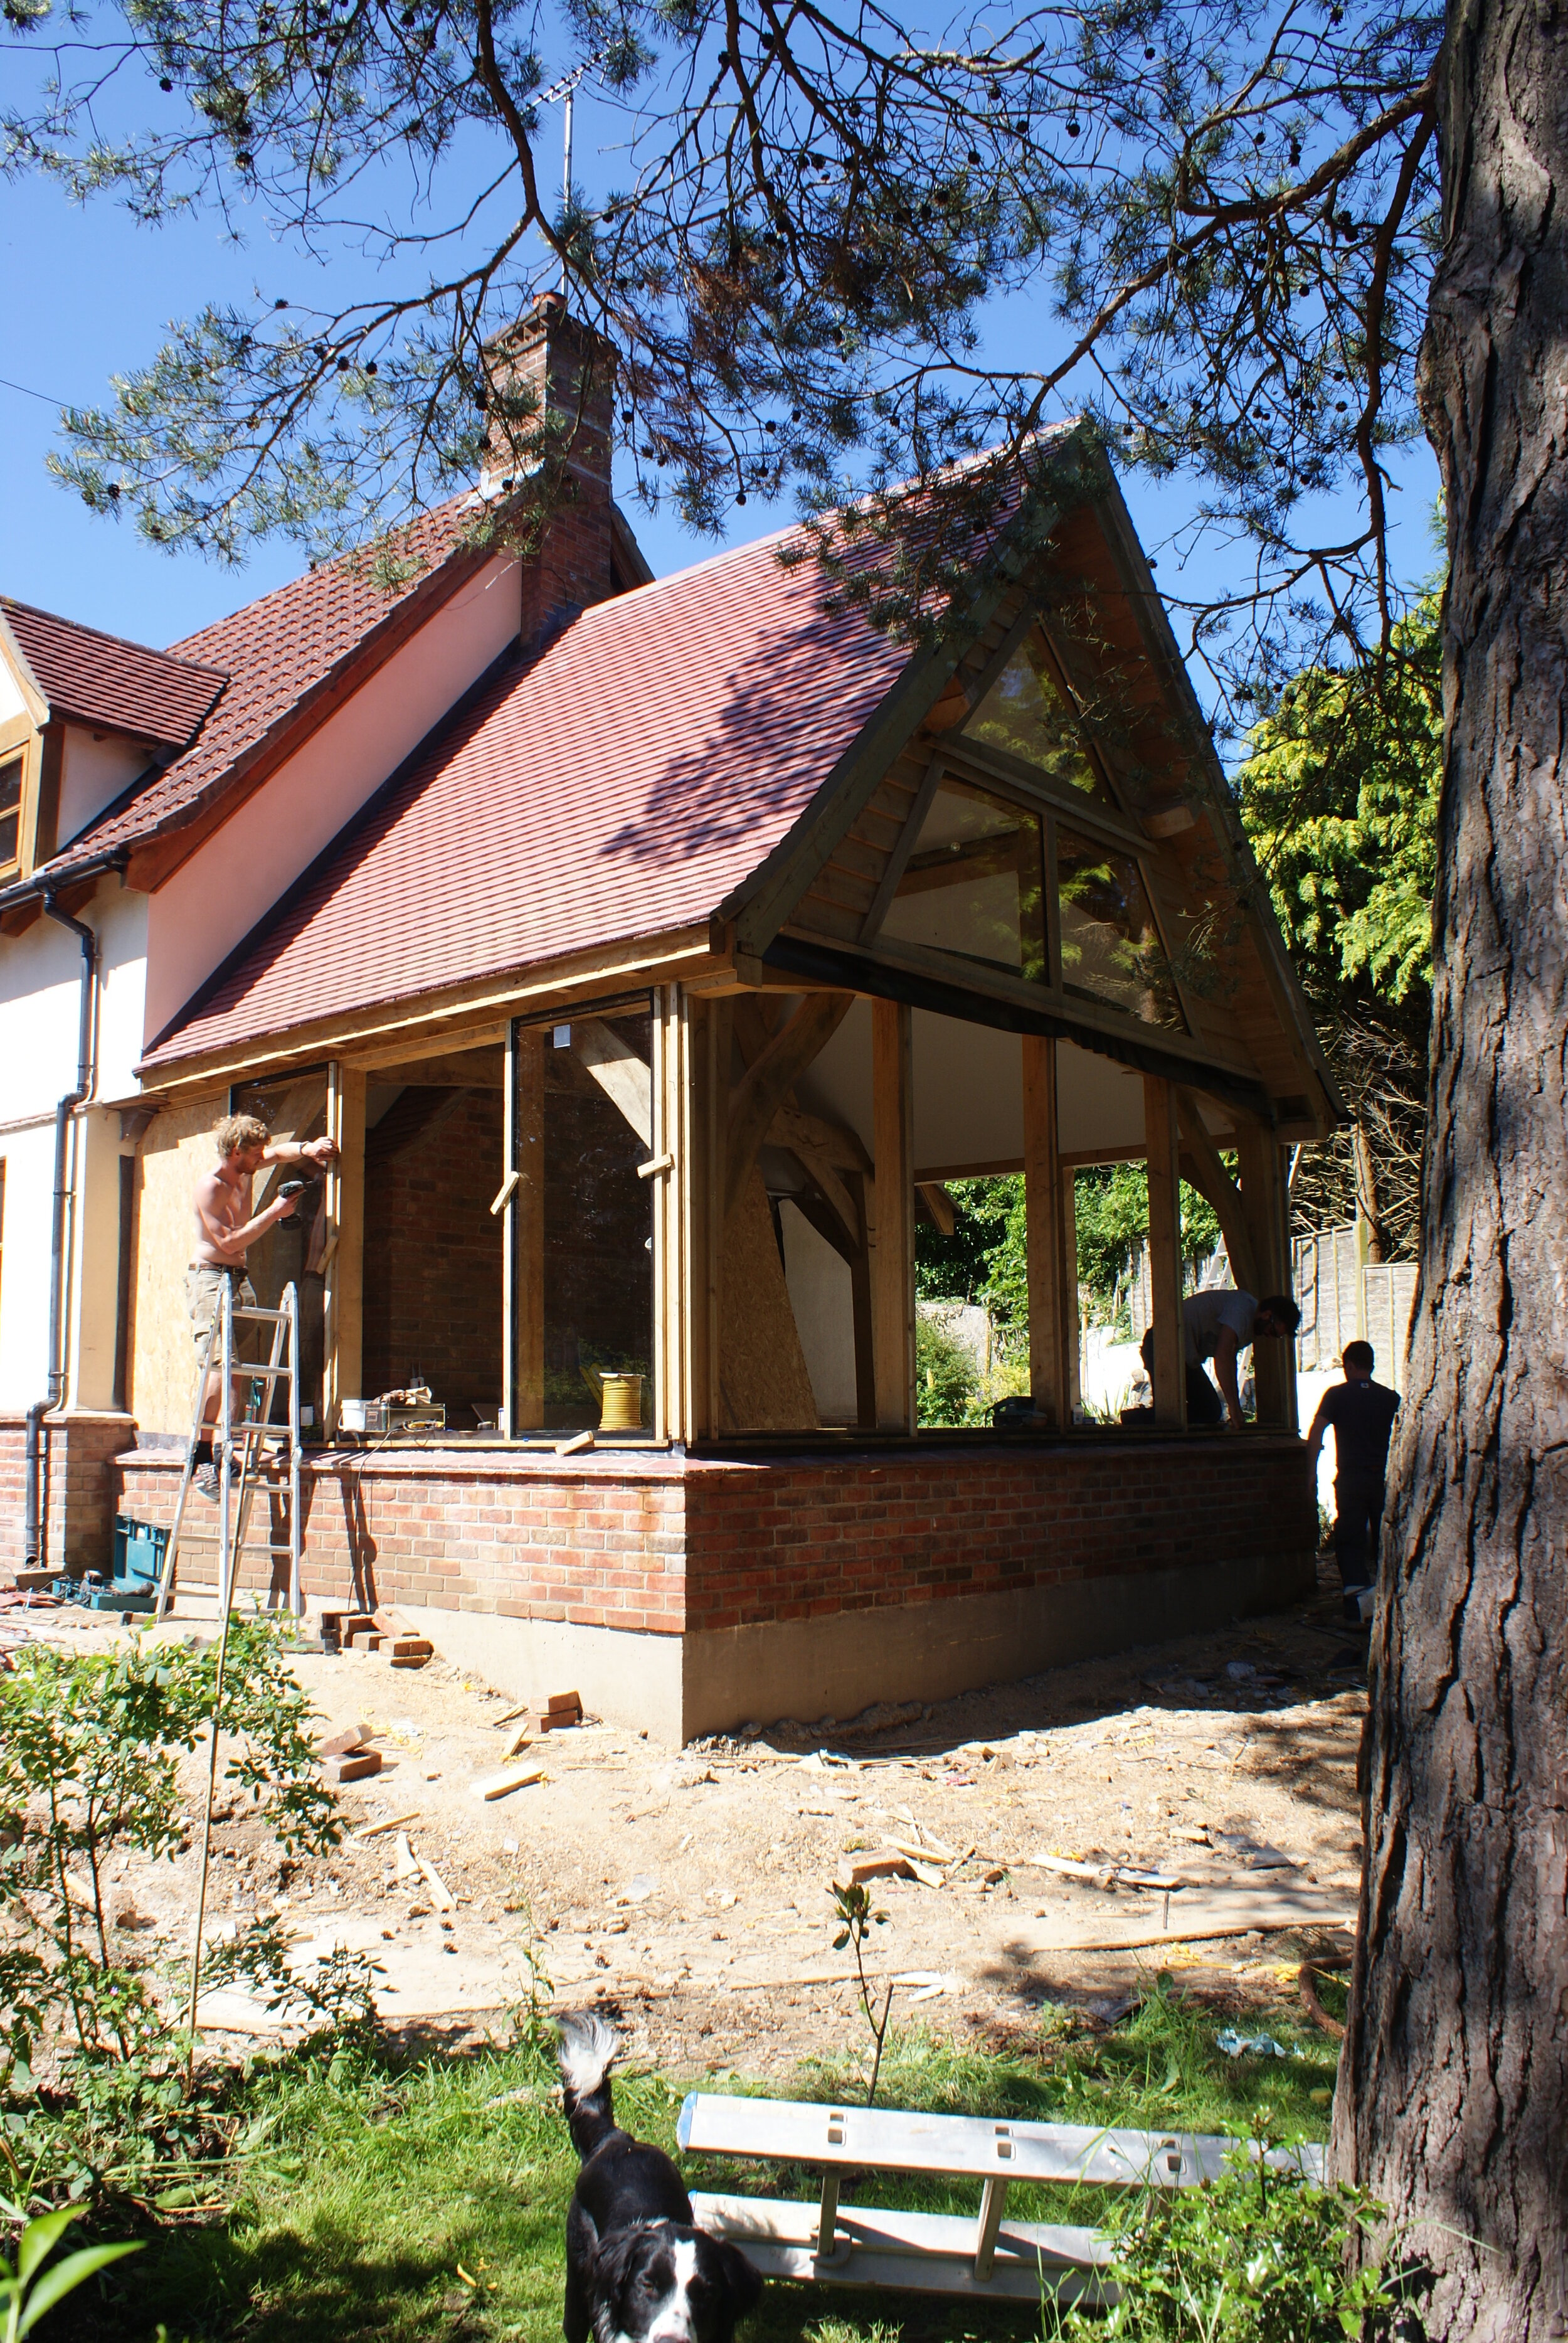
top-left (556, 2011), bottom-right (763, 2343)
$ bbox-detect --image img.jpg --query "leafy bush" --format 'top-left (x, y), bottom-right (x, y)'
top-left (916, 1314), bottom-right (980, 1425)
top-left (0, 1620), bottom-right (352, 2208)
top-left (1057, 2152), bottom-right (1401, 2342)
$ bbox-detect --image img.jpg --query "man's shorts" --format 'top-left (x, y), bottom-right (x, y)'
top-left (185, 1264), bottom-right (262, 1365)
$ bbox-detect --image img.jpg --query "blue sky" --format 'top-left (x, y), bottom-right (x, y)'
top-left (0, 77), bottom-right (1441, 691)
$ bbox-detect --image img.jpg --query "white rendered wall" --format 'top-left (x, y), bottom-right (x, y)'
top-left (0, 1121), bottom-right (55, 1408)
top-left (0, 662), bottom-right (27, 723)
top-left (145, 556), bottom-right (521, 1044)
top-left (0, 879), bottom-right (147, 1411)
top-left (797, 1003), bottom-right (1150, 1177)
top-left (780, 1201), bottom-right (858, 1423)
top-left (56, 728), bottom-right (149, 852)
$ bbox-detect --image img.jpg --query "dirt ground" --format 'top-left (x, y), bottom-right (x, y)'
top-left (6, 1558), bottom-right (1367, 2073)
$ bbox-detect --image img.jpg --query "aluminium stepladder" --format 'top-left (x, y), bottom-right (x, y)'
top-left (154, 1277), bottom-right (303, 1620)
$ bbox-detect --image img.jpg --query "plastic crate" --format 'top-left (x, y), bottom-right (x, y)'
top-left (52, 1576), bottom-right (160, 1613)
top-left (112, 1515), bottom-right (169, 1588)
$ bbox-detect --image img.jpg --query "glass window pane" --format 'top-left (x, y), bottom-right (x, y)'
top-left (542, 1008), bottom-right (655, 1432)
top-left (963, 638), bottom-right (1111, 801)
top-left (0, 758), bottom-right (21, 866)
top-left (1056, 827), bottom-right (1184, 1027)
top-left (879, 781), bottom-right (1046, 983)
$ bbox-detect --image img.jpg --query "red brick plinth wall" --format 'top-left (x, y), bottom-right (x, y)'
top-left (107, 1432), bottom-right (1314, 1647)
top-left (1, 1413), bottom-right (137, 1576)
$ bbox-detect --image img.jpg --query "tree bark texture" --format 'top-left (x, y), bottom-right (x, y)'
top-left (1333, 4), bottom-right (1568, 2334)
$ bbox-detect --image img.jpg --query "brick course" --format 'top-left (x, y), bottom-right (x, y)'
top-left (104, 1437), bottom-right (1315, 1634)
top-left (0, 1413), bottom-right (137, 1576)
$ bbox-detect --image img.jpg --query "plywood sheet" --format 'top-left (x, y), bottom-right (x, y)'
top-left (129, 1091), bottom-right (226, 1438)
top-left (718, 1171), bottom-right (820, 1432)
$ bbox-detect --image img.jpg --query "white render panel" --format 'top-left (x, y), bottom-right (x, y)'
top-left (144, 555), bottom-right (521, 1044)
top-left (0, 1122), bottom-right (55, 1407)
top-left (56, 727), bottom-right (150, 851)
top-left (798, 1005), bottom-right (1150, 1176)
top-left (0, 658), bottom-right (28, 725)
top-left (0, 905), bottom-right (95, 1125)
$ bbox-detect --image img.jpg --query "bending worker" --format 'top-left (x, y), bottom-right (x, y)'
top-left (1140, 1288), bottom-right (1300, 1429)
top-left (1305, 1339), bottom-right (1400, 1620)
top-left (189, 1112), bottom-right (337, 1496)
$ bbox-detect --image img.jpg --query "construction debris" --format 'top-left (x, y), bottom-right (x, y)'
top-left (469, 1763), bottom-right (546, 1802)
top-left (320, 1748), bottom-right (383, 1783)
top-left (418, 1855), bottom-right (457, 1912)
top-left (351, 1809), bottom-right (420, 1839)
top-left (318, 1721), bottom-right (373, 1760)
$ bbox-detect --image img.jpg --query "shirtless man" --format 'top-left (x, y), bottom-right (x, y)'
top-left (188, 1112), bottom-right (337, 1494)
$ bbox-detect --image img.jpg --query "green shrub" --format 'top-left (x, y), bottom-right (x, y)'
top-left (0, 1620), bottom-right (359, 2209)
top-left (1056, 2149), bottom-right (1401, 2343)
top-left (916, 1314), bottom-right (980, 1425)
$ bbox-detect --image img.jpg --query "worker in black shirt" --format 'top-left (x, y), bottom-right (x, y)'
top-left (1305, 1339), bottom-right (1401, 1620)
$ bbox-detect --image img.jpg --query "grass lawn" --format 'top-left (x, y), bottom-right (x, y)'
top-left (87, 1978), bottom-right (1345, 2343)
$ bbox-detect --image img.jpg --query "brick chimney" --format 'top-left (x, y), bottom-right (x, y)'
top-left (481, 290), bottom-right (617, 639)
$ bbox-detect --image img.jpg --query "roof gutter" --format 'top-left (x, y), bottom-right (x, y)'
top-left (24, 890), bottom-right (98, 1566)
top-left (0, 847), bottom-right (130, 919)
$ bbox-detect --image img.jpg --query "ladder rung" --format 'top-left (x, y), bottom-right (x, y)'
top-left (170, 1539), bottom-right (298, 1555)
top-left (232, 1307), bottom-right (292, 1322)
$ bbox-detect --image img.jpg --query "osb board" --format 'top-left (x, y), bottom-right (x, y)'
top-left (718, 1169), bottom-right (820, 1433)
top-left (129, 1092), bottom-right (226, 1438)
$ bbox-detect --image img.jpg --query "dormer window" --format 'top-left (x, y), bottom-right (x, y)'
top-left (0, 755), bottom-right (22, 873)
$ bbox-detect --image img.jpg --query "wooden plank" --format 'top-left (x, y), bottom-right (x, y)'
top-left (323, 1063), bottom-right (365, 1436)
top-left (677, 2096), bottom-right (1323, 2190)
top-left (689, 2194), bottom-right (1113, 2303)
top-left (791, 895), bottom-right (867, 942)
top-left (871, 999), bottom-right (916, 1433)
top-left (1022, 1034), bottom-right (1067, 1428)
top-left (818, 833), bottom-right (889, 887)
top-left (1143, 1074), bottom-right (1186, 1430)
top-left (512, 1025), bottom-right (545, 1431)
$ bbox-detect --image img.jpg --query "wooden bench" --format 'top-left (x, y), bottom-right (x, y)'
top-left (677, 2092), bottom-right (1326, 2305)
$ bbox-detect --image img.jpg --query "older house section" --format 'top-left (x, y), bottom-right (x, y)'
top-left (1, 312), bottom-right (1332, 1735)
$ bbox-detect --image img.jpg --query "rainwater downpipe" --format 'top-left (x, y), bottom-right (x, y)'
top-left (23, 894), bottom-right (97, 1566)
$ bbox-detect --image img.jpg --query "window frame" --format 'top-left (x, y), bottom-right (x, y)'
top-left (0, 716), bottom-right (35, 881)
top-left (858, 750), bottom-right (1194, 1044)
top-left (504, 987), bottom-right (663, 1446)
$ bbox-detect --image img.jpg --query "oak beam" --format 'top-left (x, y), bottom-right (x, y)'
top-left (1175, 1090), bottom-right (1260, 1293)
top-left (509, 1026), bottom-right (546, 1432)
top-left (1022, 1035), bottom-right (1069, 1428)
top-left (871, 1000), bottom-right (916, 1433)
top-left (1235, 1127), bottom-right (1297, 1430)
top-left (322, 1062), bottom-right (365, 1435)
top-left (724, 992), bottom-right (854, 1220)
top-left (1143, 1074), bottom-right (1187, 1430)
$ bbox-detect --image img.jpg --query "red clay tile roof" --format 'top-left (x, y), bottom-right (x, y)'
top-left (1, 598), bottom-right (226, 748)
top-left (143, 523), bottom-right (916, 1065)
top-left (38, 496), bottom-right (487, 878)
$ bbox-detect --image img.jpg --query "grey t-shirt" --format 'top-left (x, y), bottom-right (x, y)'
top-left (1182, 1288), bottom-right (1258, 1369)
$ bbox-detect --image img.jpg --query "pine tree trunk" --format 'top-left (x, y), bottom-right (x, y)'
top-left (1332, 1), bottom-right (1568, 2332)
